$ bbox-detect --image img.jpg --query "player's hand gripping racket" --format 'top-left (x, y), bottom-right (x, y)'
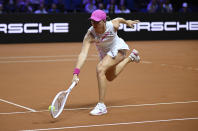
top-left (49, 79), bottom-right (79, 118)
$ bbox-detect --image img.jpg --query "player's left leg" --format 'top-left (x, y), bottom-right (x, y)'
top-left (106, 49), bottom-right (140, 81)
top-left (105, 58), bottom-right (130, 81)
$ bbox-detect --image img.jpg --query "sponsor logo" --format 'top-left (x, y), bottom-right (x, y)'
top-left (119, 21), bottom-right (198, 32)
top-left (0, 23), bottom-right (69, 34)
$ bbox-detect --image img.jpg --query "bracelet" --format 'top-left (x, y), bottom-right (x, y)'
top-left (73, 68), bottom-right (80, 75)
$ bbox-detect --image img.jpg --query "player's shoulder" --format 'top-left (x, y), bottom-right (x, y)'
top-left (88, 26), bottom-right (94, 32)
top-left (84, 29), bottom-right (94, 41)
top-left (111, 17), bottom-right (123, 23)
top-left (111, 18), bottom-right (122, 30)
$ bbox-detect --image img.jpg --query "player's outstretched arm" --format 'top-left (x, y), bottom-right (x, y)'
top-left (72, 31), bottom-right (93, 83)
top-left (112, 18), bottom-right (140, 31)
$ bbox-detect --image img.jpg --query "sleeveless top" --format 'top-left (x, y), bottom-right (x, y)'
top-left (88, 21), bottom-right (118, 49)
top-left (88, 21), bottom-right (129, 60)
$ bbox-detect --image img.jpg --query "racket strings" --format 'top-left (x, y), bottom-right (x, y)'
top-left (53, 93), bottom-right (67, 116)
top-left (57, 95), bottom-right (64, 109)
top-left (50, 81), bottom-right (77, 118)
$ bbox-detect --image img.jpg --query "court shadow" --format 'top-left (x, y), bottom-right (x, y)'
top-left (64, 99), bottom-right (132, 110)
top-left (48, 118), bottom-right (62, 124)
top-left (32, 116), bottom-right (65, 125)
top-left (32, 99), bottom-right (132, 125)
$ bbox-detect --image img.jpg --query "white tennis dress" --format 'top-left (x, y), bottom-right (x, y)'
top-left (88, 21), bottom-right (130, 60)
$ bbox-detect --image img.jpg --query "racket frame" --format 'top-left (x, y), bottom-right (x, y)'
top-left (50, 81), bottom-right (77, 118)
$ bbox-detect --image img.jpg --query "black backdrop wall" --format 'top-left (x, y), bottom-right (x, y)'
top-left (0, 13), bottom-right (198, 43)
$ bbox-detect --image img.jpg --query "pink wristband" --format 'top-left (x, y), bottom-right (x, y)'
top-left (73, 68), bottom-right (80, 75)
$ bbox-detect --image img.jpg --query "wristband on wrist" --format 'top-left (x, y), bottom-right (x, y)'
top-left (73, 68), bottom-right (80, 75)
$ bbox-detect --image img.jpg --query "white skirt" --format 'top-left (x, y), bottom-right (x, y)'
top-left (96, 37), bottom-right (130, 60)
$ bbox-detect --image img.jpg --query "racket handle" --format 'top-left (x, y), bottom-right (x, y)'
top-left (68, 79), bottom-right (79, 92)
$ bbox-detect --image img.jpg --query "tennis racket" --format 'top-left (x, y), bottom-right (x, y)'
top-left (49, 79), bottom-right (79, 118)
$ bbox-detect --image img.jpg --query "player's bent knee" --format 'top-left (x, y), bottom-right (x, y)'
top-left (96, 64), bottom-right (105, 76)
top-left (105, 70), bottom-right (116, 81)
top-left (106, 75), bottom-right (115, 81)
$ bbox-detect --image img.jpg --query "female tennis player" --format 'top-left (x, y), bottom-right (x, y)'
top-left (72, 9), bottom-right (140, 115)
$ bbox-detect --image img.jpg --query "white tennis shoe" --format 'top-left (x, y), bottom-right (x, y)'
top-left (129, 49), bottom-right (140, 63)
top-left (90, 103), bottom-right (107, 116)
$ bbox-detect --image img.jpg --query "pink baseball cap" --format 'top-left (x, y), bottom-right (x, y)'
top-left (90, 10), bottom-right (106, 22)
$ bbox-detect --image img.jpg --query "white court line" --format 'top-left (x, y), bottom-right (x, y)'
top-left (141, 61), bottom-right (152, 64)
top-left (0, 55), bottom-right (97, 59)
top-left (0, 55), bottom-right (197, 71)
top-left (0, 99), bottom-right (36, 112)
top-left (1, 100), bottom-right (198, 115)
top-left (0, 58), bottom-right (151, 64)
top-left (0, 58), bottom-right (97, 63)
top-left (20, 117), bottom-right (198, 131)
top-left (0, 58), bottom-right (197, 72)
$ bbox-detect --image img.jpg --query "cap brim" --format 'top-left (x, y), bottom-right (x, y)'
top-left (89, 16), bottom-right (102, 22)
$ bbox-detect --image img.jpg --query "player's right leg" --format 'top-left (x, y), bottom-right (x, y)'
top-left (90, 52), bottom-right (125, 116)
top-left (90, 49), bottom-right (140, 115)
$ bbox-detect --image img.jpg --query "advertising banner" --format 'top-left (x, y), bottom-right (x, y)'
top-left (0, 13), bottom-right (198, 43)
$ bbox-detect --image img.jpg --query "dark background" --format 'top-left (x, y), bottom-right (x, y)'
top-left (0, 13), bottom-right (198, 43)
